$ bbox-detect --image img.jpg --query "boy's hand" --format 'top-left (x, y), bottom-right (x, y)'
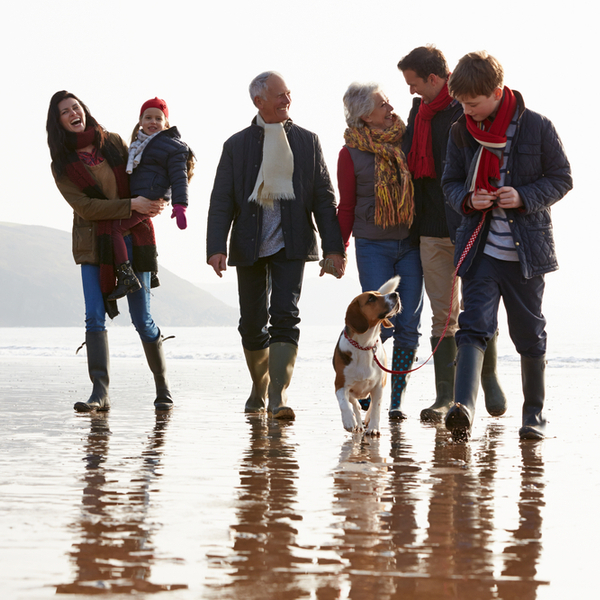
top-left (495, 186), bottom-right (523, 209)
top-left (471, 189), bottom-right (498, 210)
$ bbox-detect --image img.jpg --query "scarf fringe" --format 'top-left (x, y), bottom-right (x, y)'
top-left (345, 117), bottom-right (414, 230)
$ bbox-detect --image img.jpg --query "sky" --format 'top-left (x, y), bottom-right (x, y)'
top-left (1, 0), bottom-right (597, 333)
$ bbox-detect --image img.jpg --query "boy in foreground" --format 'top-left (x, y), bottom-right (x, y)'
top-left (442, 51), bottom-right (572, 441)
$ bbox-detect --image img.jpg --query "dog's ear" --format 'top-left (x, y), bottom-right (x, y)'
top-left (346, 299), bottom-right (369, 334)
top-left (378, 275), bottom-right (400, 295)
top-left (381, 318), bottom-right (394, 328)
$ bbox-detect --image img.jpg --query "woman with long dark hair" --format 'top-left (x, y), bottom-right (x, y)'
top-left (47, 90), bottom-right (173, 412)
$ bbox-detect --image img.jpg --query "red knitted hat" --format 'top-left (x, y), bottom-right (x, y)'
top-left (140, 97), bottom-right (169, 119)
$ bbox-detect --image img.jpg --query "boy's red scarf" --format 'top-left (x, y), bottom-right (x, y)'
top-left (64, 128), bottom-right (157, 319)
top-left (407, 81), bottom-right (453, 179)
top-left (465, 87), bottom-right (518, 192)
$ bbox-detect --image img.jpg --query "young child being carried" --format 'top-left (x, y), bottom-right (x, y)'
top-left (109, 97), bottom-right (195, 300)
top-left (441, 51), bottom-right (572, 441)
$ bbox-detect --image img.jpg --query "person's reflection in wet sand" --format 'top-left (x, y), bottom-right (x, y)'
top-left (497, 441), bottom-right (546, 600)
top-left (56, 412), bottom-right (186, 594)
top-left (214, 415), bottom-right (306, 600)
top-left (331, 431), bottom-right (419, 599)
top-left (415, 423), bottom-right (501, 599)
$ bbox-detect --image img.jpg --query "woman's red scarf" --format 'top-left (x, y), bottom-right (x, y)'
top-left (407, 81), bottom-right (453, 179)
top-left (63, 127), bottom-right (157, 318)
top-left (465, 87), bottom-right (518, 192)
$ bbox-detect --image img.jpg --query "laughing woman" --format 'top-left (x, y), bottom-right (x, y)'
top-left (46, 90), bottom-right (173, 413)
top-left (337, 82), bottom-right (424, 419)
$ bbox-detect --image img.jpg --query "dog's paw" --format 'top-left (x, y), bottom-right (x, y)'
top-left (365, 427), bottom-right (381, 437)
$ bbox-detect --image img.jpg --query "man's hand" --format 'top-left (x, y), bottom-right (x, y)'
top-left (208, 253), bottom-right (227, 277)
top-left (319, 254), bottom-right (346, 278)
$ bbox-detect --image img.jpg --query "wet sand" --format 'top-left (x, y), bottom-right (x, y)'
top-left (1, 329), bottom-right (599, 599)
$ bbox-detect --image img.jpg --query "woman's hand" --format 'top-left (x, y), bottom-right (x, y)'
top-left (131, 196), bottom-right (166, 217)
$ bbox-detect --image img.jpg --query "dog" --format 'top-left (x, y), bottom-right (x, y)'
top-left (333, 276), bottom-right (401, 435)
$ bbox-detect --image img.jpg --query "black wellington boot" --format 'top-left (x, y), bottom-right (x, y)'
top-left (445, 344), bottom-right (484, 441)
top-left (482, 331), bottom-right (508, 416)
top-left (519, 355), bottom-right (547, 440)
top-left (420, 336), bottom-right (456, 422)
top-left (74, 331), bottom-right (110, 412)
top-left (142, 333), bottom-right (173, 411)
top-left (108, 261), bottom-right (142, 300)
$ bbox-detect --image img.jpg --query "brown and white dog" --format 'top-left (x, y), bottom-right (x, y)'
top-left (333, 276), bottom-right (401, 435)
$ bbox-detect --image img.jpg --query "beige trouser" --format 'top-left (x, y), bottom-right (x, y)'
top-left (420, 236), bottom-right (460, 338)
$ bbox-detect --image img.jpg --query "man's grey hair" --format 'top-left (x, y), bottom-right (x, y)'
top-left (249, 71), bottom-right (282, 103)
top-left (343, 82), bottom-right (382, 128)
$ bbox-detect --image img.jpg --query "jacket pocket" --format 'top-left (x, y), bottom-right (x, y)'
top-left (72, 223), bottom-right (97, 264)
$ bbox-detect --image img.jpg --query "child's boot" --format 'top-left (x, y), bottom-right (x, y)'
top-left (519, 355), bottom-right (546, 440)
top-left (445, 344), bottom-right (484, 441)
top-left (482, 331), bottom-right (508, 416)
top-left (108, 261), bottom-right (141, 300)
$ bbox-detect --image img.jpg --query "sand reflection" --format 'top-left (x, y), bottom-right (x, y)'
top-left (211, 415), bottom-right (305, 599)
top-left (326, 424), bottom-right (547, 599)
top-left (56, 412), bottom-right (187, 594)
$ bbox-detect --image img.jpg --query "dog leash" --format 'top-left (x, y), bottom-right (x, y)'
top-left (350, 209), bottom-right (491, 376)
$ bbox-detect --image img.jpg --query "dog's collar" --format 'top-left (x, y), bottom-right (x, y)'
top-left (343, 328), bottom-right (378, 352)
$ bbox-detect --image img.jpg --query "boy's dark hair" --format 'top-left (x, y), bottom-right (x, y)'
top-left (397, 45), bottom-right (449, 80)
top-left (448, 51), bottom-right (504, 99)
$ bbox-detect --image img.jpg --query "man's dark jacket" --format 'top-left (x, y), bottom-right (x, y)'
top-left (442, 90), bottom-right (573, 279)
top-left (402, 98), bottom-right (463, 242)
top-left (207, 118), bottom-right (344, 266)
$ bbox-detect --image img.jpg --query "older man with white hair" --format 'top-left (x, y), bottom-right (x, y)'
top-left (207, 71), bottom-right (346, 420)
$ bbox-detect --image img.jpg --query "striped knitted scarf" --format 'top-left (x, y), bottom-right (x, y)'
top-left (64, 129), bottom-right (157, 318)
top-left (344, 116), bottom-right (414, 229)
top-left (465, 86), bottom-right (518, 193)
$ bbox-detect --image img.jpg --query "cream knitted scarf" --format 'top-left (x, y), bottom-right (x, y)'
top-left (249, 113), bottom-right (295, 208)
top-left (126, 129), bottom-right (160, 174)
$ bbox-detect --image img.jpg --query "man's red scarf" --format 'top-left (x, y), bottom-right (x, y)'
top-left (64, 127), bottom-right (157, 318)
top-left (407, 81), bottom-right (453, 179)
top-left (465, 87), bottom-right (518, 192)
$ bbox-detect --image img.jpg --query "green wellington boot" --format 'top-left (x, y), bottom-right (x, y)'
top-left (267, 342), bottom-right (298, 420)
top-left (243, 347), bottom-right (269, 413)
top-left (420, 336), bottom-right (457, 422)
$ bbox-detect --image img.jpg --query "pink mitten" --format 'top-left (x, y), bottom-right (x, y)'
top-left (171, 205), bottom-right (187, 230)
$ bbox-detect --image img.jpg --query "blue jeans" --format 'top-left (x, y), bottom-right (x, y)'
top-left (355, 238), bottom-right (424, 348)
top-left (80, 235), bottom-right (160, 342)
top-left (236, 249), bottom-right (305, 351)
top-left (457, 254), bottom-right (546, 358)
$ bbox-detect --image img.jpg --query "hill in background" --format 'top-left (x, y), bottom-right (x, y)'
top-left (0, 222), bottom-right (237, 327)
